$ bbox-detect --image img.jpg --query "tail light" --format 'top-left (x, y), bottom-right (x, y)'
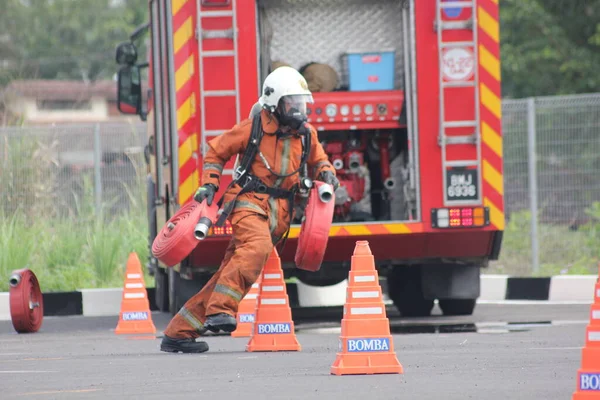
top-left (431, 207), bottom-right (490, 228)
top-left (209, 220), bottom-right (233, 236)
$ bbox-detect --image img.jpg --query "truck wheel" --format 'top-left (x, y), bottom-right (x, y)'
top-left (168, 268), bottom-right (180, 315)
top-left (438, 299), bottom-right (476, 316)
top-left (386, 266), bottom-right (434, 317)
top-left (154, 266), bottom-right (169, 312)
top-left (295, 268), bottom-right (347, 287)
top-left (168, 268), bottom-right (212, 315)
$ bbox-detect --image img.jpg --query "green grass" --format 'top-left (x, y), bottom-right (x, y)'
top-left (0, 129), bottom-right (154, 293)
top-left (488, 206), bottom-right (600, 276)
top-left (0, 207), bottom-right (154, 293)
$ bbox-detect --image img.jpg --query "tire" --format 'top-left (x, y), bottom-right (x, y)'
top-left (154, 267), bottom-right (169, 312)
top-left (168, 268), bottom-right (212, 315)
top-left (168, 268), bottom-right (180, 316)
top-left (386, 266), bottom-right (434, 317)
top-left (438, 299), bottom-right (477, 316)
top-left (295, 267), bottom-right (348, 287)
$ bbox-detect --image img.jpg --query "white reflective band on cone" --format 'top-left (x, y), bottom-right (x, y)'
top-left (126, 283), bottom-right (144, 289)
top-left (354, 275), bottom-right (375, 283)
top-left (261, 298), bottom-right (286, 305)
top-left (352, 291), bottom-right (379, 299)
top-left (350, 307), bottom-right (382, 315)
top-left (262, 286), bottom-right (284, 292)
top-left (124, 293), bottom-right (145, 299)
top-left (264, 274), bottom-right (282, 279)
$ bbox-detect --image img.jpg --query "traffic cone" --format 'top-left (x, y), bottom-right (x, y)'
top-left (246, 248), bottom-right (301, 352)
top-left (115, 252), bottom-right (156, 335)
top-left (330, 240), bottom-right (403, 375)
top-left (572, 265), bottom-right (600, 398)
top-left (231, 274), bottom-right (262, 337)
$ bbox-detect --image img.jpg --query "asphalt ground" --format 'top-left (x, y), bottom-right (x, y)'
top-left (0, 304), bottom-right (592, 400)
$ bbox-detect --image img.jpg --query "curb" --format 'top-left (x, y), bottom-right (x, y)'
top-left (0, 275), bottom-right (596, 321)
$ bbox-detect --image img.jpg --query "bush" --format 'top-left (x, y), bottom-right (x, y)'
top-left (488, 204), bottom-right (600, 276)
top-left (0, 128), bottom-right (152, 292)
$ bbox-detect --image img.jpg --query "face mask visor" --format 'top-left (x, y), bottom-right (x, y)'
top-left (279, 94), bottom-right (313, 116)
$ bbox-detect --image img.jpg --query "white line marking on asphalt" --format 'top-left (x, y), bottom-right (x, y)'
top-left (527, 347), bottom-right (582, 350)
top-left (15, 389), bottom-right (102, 396)
top-left (0, 370), bottom-right (58, 373)
top-left (551, 320), bottom-right (589, 325)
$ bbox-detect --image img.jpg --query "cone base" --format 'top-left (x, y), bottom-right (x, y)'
top-left (231, 323), bottom-right (253, 337)
top-left (246, 336), bottom-right (301, 352)
top-left (572, 393), bottom-right (600, 399)
top-left (115, 321), bottom-right (156, 335)
top-left (330, 352), bottom-right (404, 375)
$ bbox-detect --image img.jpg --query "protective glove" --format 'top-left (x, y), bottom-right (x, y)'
top-left (194, 184), bottom-right (217, 205)
top-left (318, 170), bottom-right (340, 191)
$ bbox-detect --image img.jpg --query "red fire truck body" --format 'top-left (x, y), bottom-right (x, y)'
top-left (115, 0), bottom-right (504, 317)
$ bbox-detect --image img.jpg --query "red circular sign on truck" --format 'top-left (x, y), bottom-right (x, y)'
top-left (442, 47), bottom-right (475, 82)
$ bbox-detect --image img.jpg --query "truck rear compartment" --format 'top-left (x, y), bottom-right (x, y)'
top-left (254, 0), bottom-right (419, 225)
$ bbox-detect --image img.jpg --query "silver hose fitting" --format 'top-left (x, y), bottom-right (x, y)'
top-left (348, 153), bottom-right (361, 172)
top-left (194, 217), bottom-right (213, 240)
top-left (384, 177), bottom-right (396, 191)
top-left (318, 184), bottom-right (334, 203)
top-left (332, 159), bottom-right (344, 170)
top-left (9, 273), bottom-right (21, 288)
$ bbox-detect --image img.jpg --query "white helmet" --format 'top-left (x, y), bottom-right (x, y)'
top-left (258, 66), bottom-right (314, 130)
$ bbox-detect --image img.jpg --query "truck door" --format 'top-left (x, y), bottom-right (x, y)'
top-left (150, 0), bottom-right (179, 215)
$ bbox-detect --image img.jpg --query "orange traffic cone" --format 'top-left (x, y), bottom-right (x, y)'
top-left (246, 248), bottom-right (301, 352)
top-left (330, 240), bottom-right (403, 375)
top-left (115, 252), bottom-right (156, 335)
top-left (231, 274), bottom-right (262, 337)
top-left (572, 265), bottom-right (600, 398)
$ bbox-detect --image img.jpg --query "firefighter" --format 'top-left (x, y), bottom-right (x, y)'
top-left (160, 66), bottom-right (339, 353)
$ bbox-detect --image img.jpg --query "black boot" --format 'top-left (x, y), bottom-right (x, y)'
top-left (204, 313), bottom-right (237, 333)
top-left (160, 335), bottom-right (209, 353)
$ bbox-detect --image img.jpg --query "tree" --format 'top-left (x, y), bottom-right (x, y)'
top-left (0, 0), bottom-right (149, 85)
top-left (499, 0), bottom-right (600, 98)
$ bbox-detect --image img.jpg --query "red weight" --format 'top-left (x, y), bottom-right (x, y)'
top-left (152, 200), bottom-right (219, 267)
top-left (9, 268), bottom-right (44, 334)
top-left (295, 181), bottom-right (336, 272)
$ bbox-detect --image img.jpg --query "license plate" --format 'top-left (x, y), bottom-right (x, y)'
top-left (445, 167), bottom-right (478, 202)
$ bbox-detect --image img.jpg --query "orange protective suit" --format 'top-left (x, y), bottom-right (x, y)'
top-left (163, 110), bottom-right (335, 339)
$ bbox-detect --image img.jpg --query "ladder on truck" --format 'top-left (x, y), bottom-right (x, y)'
top-left (435, 0), bottom-right (482, 206)
top-left (196, 0), bottom-right (241, 178)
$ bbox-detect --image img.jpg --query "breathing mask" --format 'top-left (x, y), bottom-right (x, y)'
top-left (276, 94), bottom-right (313, 135)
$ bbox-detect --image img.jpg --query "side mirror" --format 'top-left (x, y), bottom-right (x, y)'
top-left (116, 41), bottom-right (138, 66)
top-left (117, 65), bottom-right (142, 116)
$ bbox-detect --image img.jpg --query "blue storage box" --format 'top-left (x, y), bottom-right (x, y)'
top-left (344, 50), bottom-right (395, 91)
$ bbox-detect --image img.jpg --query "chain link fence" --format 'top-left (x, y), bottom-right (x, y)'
top-left (1, 93), bottom-right (599, 276)
top-left (499, 93), bottom-right (600, 275)
top-left (0, 122), bottom-right (148, 220)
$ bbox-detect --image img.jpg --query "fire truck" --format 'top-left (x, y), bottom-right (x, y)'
top-left (115, 0), bottom-right (504, 318)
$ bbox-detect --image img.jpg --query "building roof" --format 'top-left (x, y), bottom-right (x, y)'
top-left (2, 79), bottom-right (117, 101)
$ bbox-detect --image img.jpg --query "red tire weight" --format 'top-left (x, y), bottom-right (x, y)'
top-left (9, 269), bottom-right (44, 334)
top-left (295, 181), bottom-right (335, 272)
top-left (152, 200), bottom-right (219, 267)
